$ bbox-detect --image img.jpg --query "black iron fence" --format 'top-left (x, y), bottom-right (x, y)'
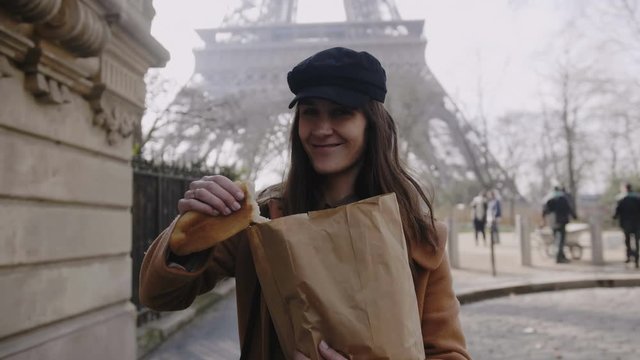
top-left (131, 157), bottom-right (240, 325)
top-left (132, 160), bottom-right (194, 310)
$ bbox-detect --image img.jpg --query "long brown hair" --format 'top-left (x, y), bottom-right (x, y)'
top-left (282, 100), bottom-right (438, 251)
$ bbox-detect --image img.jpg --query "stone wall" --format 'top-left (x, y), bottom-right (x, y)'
top-left (0, 1), bottom-right (167, 358)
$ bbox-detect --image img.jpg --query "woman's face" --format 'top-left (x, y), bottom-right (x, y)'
top-left (297, 98), bottom-right (367, 176)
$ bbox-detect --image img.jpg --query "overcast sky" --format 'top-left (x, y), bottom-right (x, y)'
top-left (147, 0), bottom-right (640, 195)
top-left (150, 0), bottom-right (574, 122)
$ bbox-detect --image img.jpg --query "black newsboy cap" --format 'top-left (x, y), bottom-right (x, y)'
top-left (287, 47), bottom-right (387, 109)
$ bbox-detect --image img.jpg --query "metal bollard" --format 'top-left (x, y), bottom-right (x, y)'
top-left (589, 214), bottom-right (604, 265)
top-left (516, 215), bottom-right (532, 266)
top-left (447, 217), bottom-right (460, 268)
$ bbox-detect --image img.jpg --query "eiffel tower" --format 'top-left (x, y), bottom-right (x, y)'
top-left (184, 0), bottom-right (518, 199)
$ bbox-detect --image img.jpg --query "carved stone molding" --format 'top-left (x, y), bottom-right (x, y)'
top-left (0, 0), bottom-right (110, 57)
top-left (0, 55), bottom-right (16, 77)
top-left (24, 71), bottom-right (72, 104)
top-left (0, 19), bottom-right (35, 63)
top-left (89, 87), bottom-right (142, 145)
top-left (0, 0), bottom-right (168, 145)
top-left (36, 0), bottom-right (110, 57)
top-left (21, 45), bottom-right (97, 103)
top-left (99, 53), bottom-right (145, 107)
top-left (0, 0), bottom-right (63, 23)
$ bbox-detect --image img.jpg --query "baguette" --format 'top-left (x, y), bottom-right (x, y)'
top-left (169, 182), bottom-right (268, 256)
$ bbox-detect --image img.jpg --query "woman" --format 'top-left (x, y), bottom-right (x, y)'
top-left (140, 47), bottom-right (470, 359)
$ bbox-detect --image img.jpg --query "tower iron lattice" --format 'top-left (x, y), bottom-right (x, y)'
top-left (185, 0), bottom-right (519, 197)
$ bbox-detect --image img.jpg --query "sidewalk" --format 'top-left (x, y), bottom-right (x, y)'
top-left (137, 279), bottom-right (236, 359)
top-left (451, 230), bottom-right (640, 303)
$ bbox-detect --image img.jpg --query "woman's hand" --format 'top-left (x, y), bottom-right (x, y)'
top-left (294, 341), bottom-right (347, 360)
top-left (177, 175), bottom-right (245, 216)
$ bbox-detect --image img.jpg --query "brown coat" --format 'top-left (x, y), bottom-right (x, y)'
top-left (139, 200), bottom-right (470, 359)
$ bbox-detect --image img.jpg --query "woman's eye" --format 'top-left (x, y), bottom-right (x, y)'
top-left (333, 108), bottom-right (353, 117)
top-left (301, 108), bottom-right (318, 116)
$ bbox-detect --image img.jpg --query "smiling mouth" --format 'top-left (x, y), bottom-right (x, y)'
top-left (312, 143), bottom-right (342, 148)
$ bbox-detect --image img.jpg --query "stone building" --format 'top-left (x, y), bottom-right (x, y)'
top-left (0, 1), bottom-right (167, 358)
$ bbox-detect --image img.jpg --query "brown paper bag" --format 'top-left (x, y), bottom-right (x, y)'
top-left (248, 193), bottom-right (425, 360)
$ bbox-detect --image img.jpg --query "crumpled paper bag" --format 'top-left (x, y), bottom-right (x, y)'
top-left (247, 193), bottom-right (425, 359)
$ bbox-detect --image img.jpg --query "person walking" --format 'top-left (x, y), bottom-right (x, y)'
top-left (470, 191), bottom-right (487, 246)
top-left (613, 183), bottom-right (640, 268)
top-left (138, 47), bottom-right (470, 359)
top-left (542, 185), bottom-right (577, 263)
top-left (486, 189), bottom-right (502, 245)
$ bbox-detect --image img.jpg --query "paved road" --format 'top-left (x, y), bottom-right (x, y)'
top-left (148, 287), bottom-right (640, 360)
top-left (460, 287), bottom-right (640, 360)
top-left (145, 294), bottom-right (240, 360)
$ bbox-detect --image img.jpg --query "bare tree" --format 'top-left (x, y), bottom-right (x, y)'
top-left (140, 73), bottom-right (294, 183)
top-left (490, 111), bottom-right (538, 185)
top-left (135, 69), bottom-right (180, 155)
top-left (588, 0), bottom-right (640, 63)
top-left (579, 0), bottom-right (640, 184)
top-left (144, 86), bottom-right (236, 162)
top-left (533, 17), bottom-right (616, 204)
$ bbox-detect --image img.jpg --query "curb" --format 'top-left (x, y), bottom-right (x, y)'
top-left (137, 279), bottom-right (236, 359)
top-left (457, 275), bottom-right (640, 305)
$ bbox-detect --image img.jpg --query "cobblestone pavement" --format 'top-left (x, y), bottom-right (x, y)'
top-left (460, 287), bottom-right (640, 360)
top-left (148, 287), bottom-right (640, 360)
top-left (145, 294), bottom-right (239, 360)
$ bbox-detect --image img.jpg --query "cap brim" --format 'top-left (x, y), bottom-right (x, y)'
top-left (288, 86), bottom-right (369, 109)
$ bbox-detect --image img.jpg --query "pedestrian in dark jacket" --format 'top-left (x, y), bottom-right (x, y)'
top-left (486, 190), bottom-right (502, 245)
top-left (542, 186), bottom-right (578, 263)
top-left (613, 183), bottom-right (640, 268)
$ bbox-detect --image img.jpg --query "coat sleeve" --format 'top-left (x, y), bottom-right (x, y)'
top-left (412, 221), bottom-right (471, 359)
top-left (542, 199), bottom-right (550, 217)
top-left (421, 254), bottom-right (472, 360)
top-left (613, 199), bottom-right (620, 220)
top-left (138, 216), bottom-right (240, 311)
top-left (570, 202), bottom-right (578, 220)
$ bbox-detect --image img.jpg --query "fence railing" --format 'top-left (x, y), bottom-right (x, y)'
top-left (131, 157), bottom-right (223, 325)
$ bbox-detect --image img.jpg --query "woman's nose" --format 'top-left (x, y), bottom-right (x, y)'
top-left (311, 115), bottom-right (333, 135)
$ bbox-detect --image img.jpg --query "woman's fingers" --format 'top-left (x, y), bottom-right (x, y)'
top-left (191, 178), bottom-right (242, 209)
top-left (294, 342), bottom-right (346, 360)
top-left (193, 186), bottom-right (234, 215)
top-left (180, 175), bottom-right (244, 215)
top-left (177, 198), bottom-right (218, 216)
top-left (202, 175), bottom-right (245, 201)
top-left (318, 341), bottom-right (347, 360)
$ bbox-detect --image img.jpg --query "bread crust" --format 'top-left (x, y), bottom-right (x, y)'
top-left (169, 182), bottom-right (262, 256)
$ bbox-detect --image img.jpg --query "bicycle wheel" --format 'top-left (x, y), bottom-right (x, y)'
top-left (569, 244), bottom-right (583, 260)
top-left (545, 243), bottom-right (557, 258)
